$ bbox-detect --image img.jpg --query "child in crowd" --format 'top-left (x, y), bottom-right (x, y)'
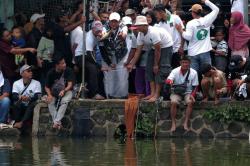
top-left (11, 26), bottom-right (26, 67)
top-left (211, 30), bottom-right (228, 72)
top-left (11, 26), bottom-right (26, 48)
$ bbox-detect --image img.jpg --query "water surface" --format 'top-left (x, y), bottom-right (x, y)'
top-left (0, 137), bottom-right (250, 166)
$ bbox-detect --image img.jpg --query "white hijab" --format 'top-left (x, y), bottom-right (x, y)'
top-left (0, 71), bottom-right (4, 88)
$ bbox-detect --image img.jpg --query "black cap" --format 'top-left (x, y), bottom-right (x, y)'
top-left (153, 4), bottom-right (166, 12)
top-left (180, 55), bottom-right (191, 62)
top-left (201, 63), bottom-right (212, 75)
top-left (228, 55), bottom-right (243, 72)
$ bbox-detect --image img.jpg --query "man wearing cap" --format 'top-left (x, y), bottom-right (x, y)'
top-left (85, 21), bottom-right (105, 100)
top-left (12, 65), bottom-right (41, 128)
top-left (0, 66), bottom-right (11, 124)
top-left (201, 63), bottom-right (227, 104)
top-left (127, 15), bottom-right (173, 102)
top-left (176, 0), bottom-right (219, 73)
top-left (153, 4), bottom-right (184, 68)
top-left (228, 55), bottom-right (250, 97)
top-left (99, 12), bottom-right (129, 98)
top-left (165, 56), bottom-right (198, 131)
top-left (125, 9), bottom-right (137, 24)
top-left (26, 13), bottom-right (45, 64)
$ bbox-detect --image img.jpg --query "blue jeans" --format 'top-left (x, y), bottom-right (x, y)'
top-left (189, 52), bottom-right (211, 73)
top-left (0, 97), bottom-right (10, 123)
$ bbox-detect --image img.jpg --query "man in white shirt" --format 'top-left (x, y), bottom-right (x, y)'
top-left (12, 65), bottom-right (42, 128)
top-left (99, 12), bottom-right (129, 98)
top-left (176, 0), bottom-right (219, 73)
top-left (85, 21), bottom-right (105, 100)
top-left (127, 16), bottom-right (173, 102)
top-left (166, 56), bottom-right (199, 132)
top-left (153, 4), bottom-right (184, 68)
top-left (70, 16), bottom-right (84, 83)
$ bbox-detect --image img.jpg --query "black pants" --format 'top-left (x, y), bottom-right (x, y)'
top-left (74, 56), bottom-right (83, 84)
top-left (85, 55), bottom-right (105, 98)
top-left (171, 52), bottom-right (181, 69)
top-left (11, 102), bottom-right (36, 122)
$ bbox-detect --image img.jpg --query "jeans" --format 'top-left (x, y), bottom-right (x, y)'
top-left (48, 91), bottom-right (73, 124)
top-left (189, 52), bottom-right (211, 73)
top-left (0, 97), bottom-right (10, 123)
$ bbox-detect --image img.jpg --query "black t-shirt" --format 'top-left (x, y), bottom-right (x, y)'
top-left (45, 67), bottom-right (75, 89)
top-left (26, 27), bottom-right (42, 66)
top-left (229, 58), bottom-right (250, 80)
top-left (52, 23), bottom-right (73, 65)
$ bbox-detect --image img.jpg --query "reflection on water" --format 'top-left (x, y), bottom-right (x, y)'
top-left (0, 137), bottom-right (250, 166)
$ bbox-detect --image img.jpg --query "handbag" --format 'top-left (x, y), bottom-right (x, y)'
top-left (51, 72), bottom-right (65, 97)
top-left (15, 81), bottom-right (31, 105)
top-left (172, 69), bottom-right (190, 96)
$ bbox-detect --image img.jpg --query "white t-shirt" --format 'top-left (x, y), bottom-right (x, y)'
top-left (86, 30), bottom-right (98, 52)
top-left (137, 26), bottom-right (173, 49)
top-left (182, 0), bottom-right (219, 56)
top-left (12, 79), bottom-right (41, 104)
top-left (155, 14), bottom-right (184, 53)
top-left (167, 67), bottom-right (199, 93)
top-left (70, 26), bottom-right (84, 57)
top-left (131, 33), bottom-right (150, 51)
top-left (231, 0), bottom-right (244, 15)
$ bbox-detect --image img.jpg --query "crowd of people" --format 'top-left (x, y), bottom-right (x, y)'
top-left (0, 0), bottom-right (250, 132)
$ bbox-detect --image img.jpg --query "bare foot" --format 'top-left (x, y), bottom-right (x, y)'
top-left (52, 123), bottom-right (58, 129)
top-left (14, 122), bottom-right (23, 129)
top-left (147, 96), bottom-right (158, 103)
top-left (170, 123), bottom-right (176, 132)
top-left (93, 94), bottom-right (105, 100)
top-left (202, 97), bottom-right (208, 102)
top-left (143, 94), bottom-right (154, 100)
top-left (214, 98), bottom-right (219, 105)
top-left (183, 123), bottom-right (190, 131)
top-left (57, 124), bottom-right (63, 130)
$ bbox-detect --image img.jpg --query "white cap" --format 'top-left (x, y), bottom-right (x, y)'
top-left (125, 9), bottom-right (135, 16)
top-left (121, 16), bottom-right (132, 25)
top-left (134, 16), bottom-right (148, 26)
top-left (30, 13), bottom-right (45, 23)
top-left (109, 12), bottom-right (121, 21)
top-left (20, 64), bottom-right (32, 75)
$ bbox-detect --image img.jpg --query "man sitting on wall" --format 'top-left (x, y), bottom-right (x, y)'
top-left (201, 63), bottom-right (227, 104)
top-left (45, 56), bottom-right (74, 130)
top-left (165, 56), bottom-right (199, 132)
top-left (12, 65), bottom-right (42, 128)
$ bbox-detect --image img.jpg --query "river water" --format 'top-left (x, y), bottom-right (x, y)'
top-left (0, 137), bottom-right (250, 166)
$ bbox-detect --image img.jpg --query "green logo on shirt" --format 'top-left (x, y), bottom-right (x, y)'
top-left (196, 29), bottom-right (208, 40)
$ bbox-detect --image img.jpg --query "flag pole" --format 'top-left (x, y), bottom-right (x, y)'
top-left (81, 0), bottom-right (86, 99)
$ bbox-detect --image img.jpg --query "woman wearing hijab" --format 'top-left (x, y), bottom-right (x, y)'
top-left (228, 11), bottom-right (250, 58)
top-left (0, 66), bottom-right (11, 124)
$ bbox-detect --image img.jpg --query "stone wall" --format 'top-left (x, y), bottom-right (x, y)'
top-left (32, 99), bottom-right (250, 139)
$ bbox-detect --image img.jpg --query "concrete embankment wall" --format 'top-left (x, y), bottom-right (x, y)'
top-left (30, 100), bottom-right (250, 139)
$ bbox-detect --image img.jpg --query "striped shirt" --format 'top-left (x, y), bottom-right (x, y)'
top-left (216, 40), bottom-right (228, 56)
